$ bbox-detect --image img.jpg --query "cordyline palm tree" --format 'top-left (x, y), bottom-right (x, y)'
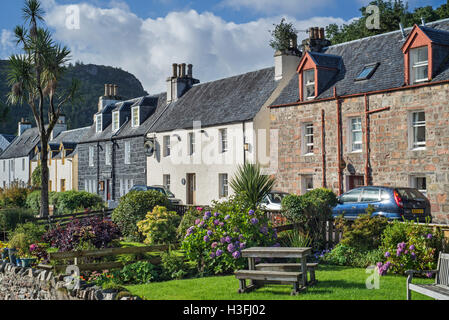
top-left (7, 0), bottom-right (79, 217)
top-left (230, 162), bottom-right (276, 210)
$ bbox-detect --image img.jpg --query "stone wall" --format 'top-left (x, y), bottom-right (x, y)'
top-left (0, 262), bottom-right (137, 300)
top-left (270, 84), bottom-right (449, 223)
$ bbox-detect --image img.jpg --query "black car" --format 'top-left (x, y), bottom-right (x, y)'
top-left (129, 185), bottom-right (182, 205)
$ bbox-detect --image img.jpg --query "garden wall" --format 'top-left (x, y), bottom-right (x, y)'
top-left (0, 262), bottom-right (135, 300)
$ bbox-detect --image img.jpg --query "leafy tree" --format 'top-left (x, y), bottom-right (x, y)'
top-left (326, 0), bottom-right (449, 45)
top-left (230, 162), bottom-right (275, 209)
top-left (6, 0), bottom-right (79, 217)
top-left (31, 164), bottom-right (41, 187)
top-left (269, 18), bottom-right (298, 51)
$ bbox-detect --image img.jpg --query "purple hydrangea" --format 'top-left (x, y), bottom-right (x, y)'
top-left (385, 251), bottom-right (391, 258)
top-left (204, 235), bottom-right (210, 242)
top-left (213, 220), bottom-right (220, 226)
top-left (220, 237), bottom-right (226, 244)
top-left (207, 230), bottom-right (213, 236)
top-left (224, 215), bottom-right (231, 220)
top-left (219, 222), bottom-right (224, 227)
top-left (210, 252), bottom-right (216, 259)
top-left (214, 212), bottom-right (220, 217)
top-left (426, 272), bottom-right (433, 278)
top-left (377, 262), bottom-right (391, 276)
top-left (203, 211), bottom-right (212, 220)
top-left (250, 218), bottom-right (259, 225)
top-left (225, 236), bottom-right (232, 243)
top-left (260, 226), bottom-right (268, 235)
top-left (427, 233), bottom-right (433, 239)
top-left (227, 244), bottom-right (236, 253)
top-left (249, 210), bottom-right (255, 216)
top-left (240, 243), bottom-right (246, 249)
top-left (239, 234), bottom-right (245, 241)
top-left (186, 226), bottom-right (195, 236)
top-left (232, 251), bottom-right (241, 259)
top-left (216, 249), bottom-right (223, 257)
top-left (409, 245), bottom-right (415, 251)
top-left (411, 252), bottom-right (416, 260)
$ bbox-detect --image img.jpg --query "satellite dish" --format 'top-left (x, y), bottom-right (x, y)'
top-left (144, 139), bottom-right (155, 156)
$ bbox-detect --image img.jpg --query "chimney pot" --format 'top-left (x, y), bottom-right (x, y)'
top-left (188, 64), bottom-right (193, 78)
top-left (172, 63), bottom-right (178, 78)
top-left (104, 84), bottom-right (109, 97)
top-left (319, 28), bottom-right (325, 40)
top-left (113, 85), bottom-right (118, 96)
top-left (181, 63), bottom-right (186, 78)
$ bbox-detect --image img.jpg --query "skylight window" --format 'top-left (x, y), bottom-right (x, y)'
top-left (355, 63), bottom-right (379, 81)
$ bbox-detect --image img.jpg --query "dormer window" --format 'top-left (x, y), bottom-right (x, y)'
top-left (96, 115), bottom-right (103, 133)
top-left (132, 106), bottom-right (140, 127)
top-left (303, 69), bottom-right (315, 99)
top-left (112, 111), bottom-right (120, 132)
top-left (410, 46), bottom-right (428, 84)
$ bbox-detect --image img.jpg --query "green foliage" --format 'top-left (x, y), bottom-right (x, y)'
top-left (177, 207), bottom-right (203, 240)
top-left (26, 190), bottom-right (57, 214)
top-left (0, 208), bottom-right (35, 232)
top-left (50, 190), bottom-right (104, 215)
top-left (117, 261), bottom-right (162, 284)
top-left (278, 229), bottom-right (312, 248)
top-left (31, 164), bottom-right (42, 188)
top-left (181, 199), bottom-right (277, 275)
top-left (161, 251), bottom-right (190, 280)
top-left (112, 190), bottom-right (170, 242)
top-left (326, 0), bottom-right (449, 45)
top-left (377, 220), bottom-right (444, 275)
top-left (229, 162), bottom-right (276, 210)
top-left (269, 18), bottom-right (298, 51)
top-left (0, 183), bottom-right (30, 208)
top-left (281, 188), bottom-right (337, 249)
top-left (336, 212), bottom-right (389, 252)
top-left (321, 244), bottom-right (384, 268)
top-left (9, 222), bottom-right (46, 245)
top-left (137, 206), bottom-right (181, 245)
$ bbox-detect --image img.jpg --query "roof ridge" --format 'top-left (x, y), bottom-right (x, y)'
top-left (192, 66), bottom-right (274, 88)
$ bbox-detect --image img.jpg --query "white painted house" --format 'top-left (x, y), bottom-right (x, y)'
top-left (146, 48), bottom-right (301, 205)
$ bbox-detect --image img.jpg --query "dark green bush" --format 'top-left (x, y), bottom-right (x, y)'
top-left (0, 183), bottom-right (30, 208)
top-left (26, 190), bottom-right (57, 214)
top-left (177, 207), bottom-right (203, 240)
top-left (111, 190), bottom-right (170, 242)
top-left (31, 164), bottom-right (42, 188)
top-left (51, 190), bottom-right (104, 215)
top-left (0, 208), bottom-right (35, 233)
top-left (321, 244), bottom-right (384, 268)
top-left (161, 251), bottom-right (190, 280)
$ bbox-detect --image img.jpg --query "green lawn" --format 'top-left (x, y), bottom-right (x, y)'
top-left (126, 265), bottom-right (435, 300)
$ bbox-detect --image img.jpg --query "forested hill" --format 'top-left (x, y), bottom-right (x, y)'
top-left (0, 61), bottom-right (148, 135)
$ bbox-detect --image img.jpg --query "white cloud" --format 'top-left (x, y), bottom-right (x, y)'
top-left (220, 0), bottom-right (334, 16)
top-left (42, 2), bottom-right (348, 93)
top-left (0, 29), bottom-right (15, 59)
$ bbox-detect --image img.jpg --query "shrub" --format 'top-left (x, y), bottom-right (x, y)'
top-left (0, 183), bottom-right (30, 208)
top-left (336, 212), bottom-right (389, 252)
top-left (137, 206), bottom-right (180, 245)
top-left (377, 220), bottom-right (444, 276)
top-left (177, 207), bottom-right (203, 240)
top-left (161, 251), bottom-right (190, 280)
top-left (9, 222), bottom-right (46, 245)
top-left (9, 232), bottom-right (31, 257)
top-left (51, 191), bottom-right (104, 215)
top-left (42, 217), bottom-right (121, 252)
top-left (31, 164), bottom-right (42, 188)
top-left (281, 188), bottom-right (337, 249)
top-left (116, 261), bottom-right (162, 284)
top-left (182, 200), bottom-right (277, 275)
top-left (26, 191), bottom-right (57, 214)
top-left (0, 208), bottom-right (35, 232)
top-left (320, 244), bottom-right (384, 268)
top-left (111, 190), bottom-right (170, 242)
top-left (278, 229), bottom-right (312, 248)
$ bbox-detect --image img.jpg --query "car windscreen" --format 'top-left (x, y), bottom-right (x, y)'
top-left (396, 188), bottom-right (427, 200)
top-left (267, 193), bottom-right (287, 204)
top-left (149, 187), bottom-right (165, 194)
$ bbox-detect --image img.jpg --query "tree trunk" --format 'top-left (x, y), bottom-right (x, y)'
top-left (40, 138), bottom-right (50, 218)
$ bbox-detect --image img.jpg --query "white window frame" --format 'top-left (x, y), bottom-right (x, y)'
top-left (163, 136), bottom-right (171, 157)
top-left (163, 174), bottom-right (171, 191)
top-left (410, 46), bottom-right (429, 84)
top-left (189, 132), bottom-right (195, 156)
top-left (349, 117), bottom-right (363, 153)
top-left (95, 114), bottom-right (103, 133)
top-left (302, 123), bottom-right (314, 155)
top-left (303, 69), bottom-right (316, 100)
top-left (112, 111), bottom-right (120, 132)
top-left (89, 146), bottom-right (94, 167)
top-left (301, 175), bottom-right (314, 195)
top-left (124, 141), bottom-right (131, 165)
top-left (105, 143), bottom-right (112, 166)
top-left (220, 129), bottom-right (228, 153)
top-left (219, 173), bottom-right (229, 198)
top-left (131, 106), bottom-right (140, 128)
top-left (409, 111), bottom-right (426, 150)
top-left (410, 176), bottom-right (427, 196)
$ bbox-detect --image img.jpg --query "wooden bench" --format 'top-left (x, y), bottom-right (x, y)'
top-left (235, 270), bottom-right (304, 295)
top-left (255, 263), bottom-right (318, 286)
top-left (406, 252), bottom-right (449, 300)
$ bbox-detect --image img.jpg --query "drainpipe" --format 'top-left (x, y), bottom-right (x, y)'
top-left (321, 109), bottom-right (326, 188)
top-left (97, 142), bottom-right (101, 196)
top-left (335, 87), bottom-right (343, 195)
top-left (243, 121), bottom-right (246, 164)
top-left (364, 94), bottom-right (370, 186)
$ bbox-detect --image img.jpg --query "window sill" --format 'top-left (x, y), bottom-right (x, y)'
top-left (348, 150), bottom-right (363, 154)
top-left (302, 153), bottom-right (314, 157)
top-left (410, 147), bottom-right (426, 152)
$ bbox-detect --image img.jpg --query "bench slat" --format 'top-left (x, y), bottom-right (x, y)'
top-left (409, 284), bottom-right (449, 300)
top-left (235, 270), bottom-right (302, 282)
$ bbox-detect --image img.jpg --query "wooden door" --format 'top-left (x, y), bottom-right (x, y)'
top-left (187, 174), bottom-right (196, 205)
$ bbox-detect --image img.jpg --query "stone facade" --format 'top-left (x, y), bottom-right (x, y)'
top-left (78, 136), bottom-right (147, 202)
top-left (270, 83), bottom-right (449, 224)
top-left (0, 262), bottom-right (138, 300)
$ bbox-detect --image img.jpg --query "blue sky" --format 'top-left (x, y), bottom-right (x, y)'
top-left (0, 0), bottom-right (446, 92)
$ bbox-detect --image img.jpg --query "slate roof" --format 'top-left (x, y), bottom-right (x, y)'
top-left (0, 127), bottom-right (41, 159)
top-left (150, 67), bottom-right (276, 133)
top-left (308, 52), bottom-right (342, 69)
top-left (271, 18), bottom-right (449, 106)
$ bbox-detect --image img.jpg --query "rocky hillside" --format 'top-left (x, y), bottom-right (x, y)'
top-left (0, 61), bottom-right (148, 134)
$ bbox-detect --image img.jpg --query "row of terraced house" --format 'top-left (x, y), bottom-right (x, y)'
top-left (1, 20), bottom-right (449, 223)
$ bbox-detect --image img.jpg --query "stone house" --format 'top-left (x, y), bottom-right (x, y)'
top-left (269, 20), bottom-right (449, 223)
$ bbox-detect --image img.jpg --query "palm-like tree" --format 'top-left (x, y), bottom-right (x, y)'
top-left (230, 162), bottom-right (276, 209)
top-left (7, 0), bottom-right (79, 217)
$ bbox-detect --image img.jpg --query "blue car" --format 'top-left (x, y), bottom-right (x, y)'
top-left (332, 186), bottom-right (432, 222)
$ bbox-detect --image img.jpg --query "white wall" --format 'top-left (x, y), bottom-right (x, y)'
top-left (147, 122), bottom-right (256, 206)
top-left (0, 157), bottom-right (30, 188)
top-left (31, 157), bottom-right (74, 192)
